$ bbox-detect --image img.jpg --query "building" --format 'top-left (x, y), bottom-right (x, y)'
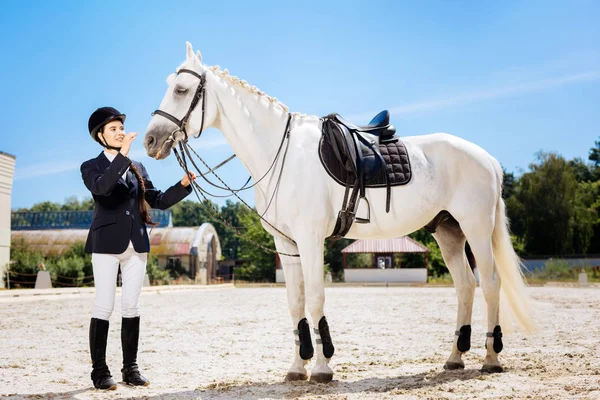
top-left (0, 151), bottom-right (16, 288)
top-left (341, 236), bottom-right (430, 283)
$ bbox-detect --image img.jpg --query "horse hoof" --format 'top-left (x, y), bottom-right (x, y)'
top-left (310, 373), bottom-right (334, 384)
top-left (444, 361), bottom-right (465, 370)
top-left (481, 365), bottom-right (504, 373)
top-left (285, 372), bottom-right (308, 382)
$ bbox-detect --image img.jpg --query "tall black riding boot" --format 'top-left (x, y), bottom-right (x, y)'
top-left (89, 318), bottom-right (117, 390)
top-left (121, 316), bottom-right (150, 386)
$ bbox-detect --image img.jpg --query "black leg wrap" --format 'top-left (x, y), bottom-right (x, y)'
top-left (492, 325), bottom-right (503, 353)
top-left (456, 325), bottom-right (471, 353)
top-left (318, 316), bottom-right (335, 359)
top-left (296, 318), bottom-right (314, 360)
top-left (486, 325), bottom-right (503, 353)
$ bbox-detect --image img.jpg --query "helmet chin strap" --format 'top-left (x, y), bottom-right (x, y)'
top-left (98, 133), bottom-right (122, 152)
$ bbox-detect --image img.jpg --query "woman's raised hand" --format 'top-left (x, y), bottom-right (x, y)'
top-left (119, 132), bottom-right (138, 157)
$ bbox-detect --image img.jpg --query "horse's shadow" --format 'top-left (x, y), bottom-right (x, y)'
top-left (148, 368), bottom-right (484, 400)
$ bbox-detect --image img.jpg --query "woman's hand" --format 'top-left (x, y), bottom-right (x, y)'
top-left (119, 132), bottom-right (138, 157)
top-left (181, 171), bottom-right (197, 187)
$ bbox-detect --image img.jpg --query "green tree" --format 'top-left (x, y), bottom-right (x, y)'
top-left (61, 196), bottom-right (94, 211)
top-left (502, 167), bottom-right (518, 199)
top-left (170, 199), bottom-right (214, 227)
top-left (408, 228), bottom-right (447, 277)
top-left (517, 152), bottom-right (579, 255)
top-left (323, 238), bottom-right (353, 281)
top-left (218, 200), bottom-right (244, 260)
top-left (589, 137), bottom-right (600, 167)
top-left (569, 157), bottom-right (595, 183)
top-left (574, 180), bottom-right (600, 253)
top-left (27, 201), bottom-right (61, 212)
top-left (236, 208), bottom-right (276, 282)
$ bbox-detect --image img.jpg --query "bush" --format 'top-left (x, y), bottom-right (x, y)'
top-left (528, 259), bottom-right (578, 281)
top-left (146, 254), bottom-right (170, 285)
top-left (428, 272), bottom-right (453, 285)
top-left (233, 264), bottom-right (272, 282)
top-left (48, 256), bottom-right (87, 287)
top-left (6, 242), bottom-right (45, 288)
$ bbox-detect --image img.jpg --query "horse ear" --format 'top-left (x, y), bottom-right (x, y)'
top-left (186, 41), bottom-right (194, 60)
top-left (195, 50), bottom-right (202, 63)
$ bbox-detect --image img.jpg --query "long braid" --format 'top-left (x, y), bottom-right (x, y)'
top-left (129, 163), bottom-right (156, 226)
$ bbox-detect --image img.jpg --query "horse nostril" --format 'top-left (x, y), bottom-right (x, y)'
top-left (145, 135), bottom-right (156, 149)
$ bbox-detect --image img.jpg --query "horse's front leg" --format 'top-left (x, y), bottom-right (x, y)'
top-left (296, 233), bottom-right (335, 383)
top-left (275, 237), bottom-right (311, 382)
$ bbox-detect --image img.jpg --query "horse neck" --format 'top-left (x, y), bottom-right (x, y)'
top-left (207, 72), bottom-right (289, 183)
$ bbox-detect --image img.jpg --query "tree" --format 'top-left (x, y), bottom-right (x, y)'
top-left (236, 208), bottom-right (276, 282)
top-left (15, 197), bottom-right (95, 212)
top-left (61, 196), bottom-right (94, 211)
top-left (516, 152), bottom-right (579, 255)
top-left (27, 201), bottom-right (61, 212)
top-left (569, 158), bottom-right (595, 183)
top-left (589, 137), bottom-right (600, 166)
top-left (170, 199), bottom-right (214, 227)
top-left (218, 200), bottom-right (244, 260)
top-left (324, 238), bottom-right (353, 281)
top-left (589, 137), bottom-right (600, 182)
top-left (502, 167), bottom-right (518, 199)
top-left (574, 180), bottom-right (600, 253)
top-left (409, 228), bottom-right (447, 277)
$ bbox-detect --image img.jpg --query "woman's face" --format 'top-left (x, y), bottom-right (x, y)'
top-left (99, 120), bottom-right (125, 148)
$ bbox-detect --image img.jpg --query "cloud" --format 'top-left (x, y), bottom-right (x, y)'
top-left (345, 70), bottom-right (600, 122)
top-left (14, 136), bottom-right (229, 181)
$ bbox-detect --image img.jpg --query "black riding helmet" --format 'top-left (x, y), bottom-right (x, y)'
top-left (88, 107), bottom-right (126, 149)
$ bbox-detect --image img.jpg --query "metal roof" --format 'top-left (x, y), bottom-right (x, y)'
top-left (341, 236), bottom-right (430, 254)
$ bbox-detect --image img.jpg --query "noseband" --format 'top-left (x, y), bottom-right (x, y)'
top-left (152, 68), bottom-right (207, 142)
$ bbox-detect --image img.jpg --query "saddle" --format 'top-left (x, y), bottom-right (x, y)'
top-left (319, 110), bottom-right (412, 239)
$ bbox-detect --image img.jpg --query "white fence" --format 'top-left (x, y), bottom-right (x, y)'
top-left (276, 268), bottom-right (428, 283)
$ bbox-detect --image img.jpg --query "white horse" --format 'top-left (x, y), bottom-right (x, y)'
top-left (144, 42), bottom-right (536, 383)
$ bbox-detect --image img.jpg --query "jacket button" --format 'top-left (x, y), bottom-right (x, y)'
top-left (125, 210), bottom-right (130, 215)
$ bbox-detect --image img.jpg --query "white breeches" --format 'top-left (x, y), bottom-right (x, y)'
top-left (91, 242), bottom-right (148, 320)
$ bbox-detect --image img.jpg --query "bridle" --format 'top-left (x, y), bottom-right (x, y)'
top-left (152, 68), bottom-right (207, 143)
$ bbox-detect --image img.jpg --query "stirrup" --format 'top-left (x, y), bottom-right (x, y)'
top-left (354, 197), bottom-right (371, 224)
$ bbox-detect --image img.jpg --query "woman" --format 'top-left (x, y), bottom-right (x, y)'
top-left (81, 106), bottom-right (196, 390)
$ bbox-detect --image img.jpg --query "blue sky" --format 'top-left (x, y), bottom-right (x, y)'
top-left (1, 0), bottom-right (599, 210)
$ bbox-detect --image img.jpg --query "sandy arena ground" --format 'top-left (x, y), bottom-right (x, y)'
top-left (1, 285), bottom-right (599, 399)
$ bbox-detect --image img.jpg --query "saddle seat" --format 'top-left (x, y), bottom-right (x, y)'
top-left (333, 110), bottom-right (397, 142)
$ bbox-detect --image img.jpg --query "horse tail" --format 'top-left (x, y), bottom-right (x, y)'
top-left (491, 162), bottom-right (537, 334)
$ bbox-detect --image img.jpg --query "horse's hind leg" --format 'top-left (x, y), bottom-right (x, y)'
top-left (460, 218), bottom-right (504, 373)
top-left (275, 238), bottom-right (310, 382)
top-left (432, 216), bottom-right (477, 370)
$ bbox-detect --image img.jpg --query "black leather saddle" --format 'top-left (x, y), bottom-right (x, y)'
top-left (319, 110), bottom-right (412, 239)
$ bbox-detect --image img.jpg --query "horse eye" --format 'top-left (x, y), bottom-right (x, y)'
top-left (175, 86), bottom-right (188, 95)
